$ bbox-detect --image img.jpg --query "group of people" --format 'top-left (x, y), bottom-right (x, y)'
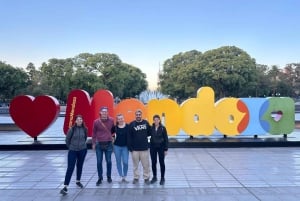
top-left (60, 107), bottom-right (169, 195)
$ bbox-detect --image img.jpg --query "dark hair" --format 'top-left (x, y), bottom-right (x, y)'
top-left (152, 114), bottom-right (161, 126)
top-left (71, 115), bottom-right (88, 138)
top-left (153, 114), bottom-right (160, 120)
top-left (74, 115), bottom-right (87, 128)
top-left (100, 106), bottom-right (108, 112)
top-left (135, 109), bottom-right (142, 114)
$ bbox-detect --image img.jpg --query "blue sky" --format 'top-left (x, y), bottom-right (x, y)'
top-left (1, 0), bottom-right (299, 89)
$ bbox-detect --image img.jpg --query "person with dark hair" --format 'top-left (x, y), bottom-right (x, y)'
top-left (112, 113), bottom-right (130, 183)
top-left (150, 114), bottom-right (169, 185)
top-left (60, 115), bottom-right (88, 195)
top-left (92, 106), bottom-right (115, 186)
top-left (128, 109), bottom-right (152, 185)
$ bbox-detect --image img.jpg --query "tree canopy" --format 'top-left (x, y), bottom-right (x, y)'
top-left (160, 46), bottom-right (260, 100)
top-left (1, 48), bottom-right (299, 103)
top-left (0, 53), bottom-right (148, 103)
top-left (0, 61), bottom-right (29, 102)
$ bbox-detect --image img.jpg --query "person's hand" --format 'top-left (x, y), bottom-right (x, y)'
top-left (92, 144), bottom-right (96, 150)
top-left (164, 151), bottom-right (168, 156)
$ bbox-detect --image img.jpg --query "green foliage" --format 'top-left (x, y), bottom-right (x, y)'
top-left (201, 46), bottom-right (257, 98)
top-left (24, 62), bottom-right (43, 96)
top-left (39, 58), bottom-right (74, 103)
top-left (73, 53), bottom-right (148, 99)
top-left (159, 46), bottom-right (258, 100)
top-left (0, 61), bottom-right (29, 101)
top-left (1, 49), bottom-right (300, 103)
top-left (159, 50), bottom-right (203, 100)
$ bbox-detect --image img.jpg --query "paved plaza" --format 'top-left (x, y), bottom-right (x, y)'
top-left (1, 147), bottom-right (300, 201)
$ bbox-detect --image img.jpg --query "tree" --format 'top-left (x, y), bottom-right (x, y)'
top-left (159, 46), bottom-right (257, 100)
top-left (73, 53), bottom-right (148, 98)
top-left (25, 62), bottom-right (43, 96)
top-left (40, 58), bottom-right (74, 103)
top-left (0, 61), bottom-right (29, 101)
top-left (200, 46), bottom-right (257, 98)
top-left (255, 64), bottom-right (271, 97)
top-left (267, 65), bottom-right (281, 96)
top-left (159, 50), bottom-right (203, 100)
top-left (70, 67), bottom-right (105, 96)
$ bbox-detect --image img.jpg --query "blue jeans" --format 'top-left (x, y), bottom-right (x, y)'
top-left (113, 145), bottom-right (129, 177)
top-left (64, 149), bottom-right (87, 185)
top-left (96, 142), bottom-right (113, 179)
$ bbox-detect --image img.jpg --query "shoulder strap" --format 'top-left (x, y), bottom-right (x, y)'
top-left (99, 119), bottom-right (111, 133)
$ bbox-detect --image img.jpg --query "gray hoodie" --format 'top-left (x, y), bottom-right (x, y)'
top-left (65, 126), bottom-right (87, 151)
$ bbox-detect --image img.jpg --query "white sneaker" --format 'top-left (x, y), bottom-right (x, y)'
top-left (122, 177), bottom-right (129, 183)
top-left (119, 177), bottom-right (124, 184)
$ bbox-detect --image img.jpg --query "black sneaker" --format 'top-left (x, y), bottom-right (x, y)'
top-left (144, 179), bottom-right (150, 185)
top-left (132, 178), bottom-right (138, 184)
top-left (160, 178), bottom-right (165, 185)
top-left (150, 177), bottom-right (157, 184)
top-left (96, 178), bottom-right (102, 186)
top-left (107, 177), bottom-right (112, 183)
top-left (76, 181), bottom-right (83, 188)
top-left (60, 186), bottom-right (68, 195)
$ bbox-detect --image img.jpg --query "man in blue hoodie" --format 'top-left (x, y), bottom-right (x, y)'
top-left (128, 109), bottom-right (151, 185)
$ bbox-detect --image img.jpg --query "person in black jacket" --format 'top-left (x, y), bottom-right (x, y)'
top-left (60, 114), bottom-right (88, 195)
top-left (128, 109), bottom-right (151, 185)
top-left (150, 114), bottom-right (168, 185)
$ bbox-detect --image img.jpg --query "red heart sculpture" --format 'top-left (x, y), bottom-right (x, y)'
top-left (9, 95), bottom-right (60, 138)
top-left (63, 89), bottom-right (114, 137)
top-left (63, 90), bottom-right (92, 135)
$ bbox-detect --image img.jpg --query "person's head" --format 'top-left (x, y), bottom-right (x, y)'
top-left (153, 114), bottom-right (161, 126)
top-left (116, 113), bottom-right (125, 126)
top-left (74, 114), bottom-right (84, 127)
top-left (99, 106), bottom-right (108, 120)
top-left (135, 109), bottom-right (142, 122)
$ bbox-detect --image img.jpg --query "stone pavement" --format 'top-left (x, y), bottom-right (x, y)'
top-left (1, 147), bottom-right (300, 201)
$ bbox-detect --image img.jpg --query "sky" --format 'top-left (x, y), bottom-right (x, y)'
top-left (1, 0), bottom-right (300, 89)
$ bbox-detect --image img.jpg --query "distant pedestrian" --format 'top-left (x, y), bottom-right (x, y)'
top-left (149, 114), bottom-right (168, 185)
top-left (60, 115), bottom-right (88, 195)
top-left (128, 109), bottom-right (151, 185)
top-left (112, 113), bottom-right (129, 183)
top-left (92, 106), bottom-right (115, 185)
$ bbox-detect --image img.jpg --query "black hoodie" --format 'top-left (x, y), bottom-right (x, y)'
top-left (128, 120), bottom-right (151, 151)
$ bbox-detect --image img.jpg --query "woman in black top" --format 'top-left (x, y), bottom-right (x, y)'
top-left (150, 114), bottom-right (168, 185)
top-left (112, 113), bottom-right (129, 183)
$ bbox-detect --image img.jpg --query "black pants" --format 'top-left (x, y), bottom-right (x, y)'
top-left (64, 149), bottom-right (87, 185)
top-left (150, 146), bottom-right (165, 179)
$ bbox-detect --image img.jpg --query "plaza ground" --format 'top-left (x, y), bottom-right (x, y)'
top-left (1, 148), bottom-right (300, 201)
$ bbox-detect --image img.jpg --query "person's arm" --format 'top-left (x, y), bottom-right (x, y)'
top-left (111, 125), bottom-right (116, 141)
top-left (65, 127), bottom-right (73, 148)
top-left (92, 120), bottom-right (97, 150)
top-left (163, 126), bottom-right (169, 151)
top-left (84, 127), bottom-right (88, 142)
top-left (127, 123), bottom-right (133, 152)
top-left (146, 120), bottom-right (152, 136)
top-left (111, 119), bottom-right (116, 138)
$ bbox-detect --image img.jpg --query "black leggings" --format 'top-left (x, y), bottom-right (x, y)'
top-left (150, 146), bottom-right (165, 178)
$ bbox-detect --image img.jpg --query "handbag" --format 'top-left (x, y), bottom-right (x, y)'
top-left (97, 119), bottom-right (113, 150)
top-left (98, 141), bottom-right (110, 151)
